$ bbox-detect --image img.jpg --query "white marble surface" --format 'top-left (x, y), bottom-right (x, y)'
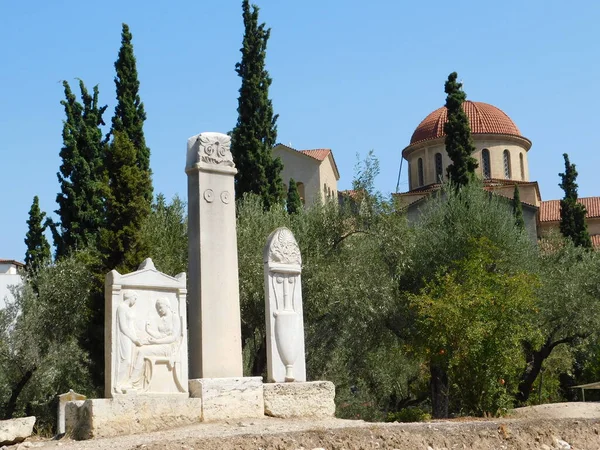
top-left (186, 132), bottom-right (243, 379)
top-left (189, 377), bottom-right (264, 421)
top-left (264, 227), bottom-right (306, 383)
top-left (105, 258), bottom-right (188, 397)
top-left (263, 381), bottom-right (335, 418)
top-left (0, 416), bottom-right (35, 446)
top-left (66, 397), bottom-right (202, 440)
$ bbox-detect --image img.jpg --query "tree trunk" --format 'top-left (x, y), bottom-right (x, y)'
top-left (4, 367), bottom-right (36, 419)
top-left (430, 362), bottom-right (449, 418)
top-left (252, 335), bottom-right (267, 378)
top-left (516, 335), bottom-right (578, 403)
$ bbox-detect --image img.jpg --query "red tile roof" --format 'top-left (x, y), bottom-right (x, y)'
top-left (299, 149), bottom-right (331, 161)
top-left (0, 259), bottom-right (25, 267)
top-left (592, 235), bottom-right (600, 249)
top-left (539, 197), bottom-right (600, 222)
top-left (410, 101), bottom-right (525, 145)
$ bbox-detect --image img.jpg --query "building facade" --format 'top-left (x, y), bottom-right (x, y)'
top-left (273, 144), bottom-right (340, 206)
top-left (0, 259), bottom-right (24, 309)
top-left (396, 100), bottom-right (600, 248)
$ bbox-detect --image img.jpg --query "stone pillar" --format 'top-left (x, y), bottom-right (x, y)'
top-left (264, 227), bottom-right (306, 383)
top-left (186, 132), bottom-right (243, 378)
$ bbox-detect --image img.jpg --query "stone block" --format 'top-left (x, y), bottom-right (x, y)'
top-left (263, 381), bottom-right (335, 418)
top-left (65, 396), bottom-right (202, 440)
top-left (0, 416), bottom-right (35, 446)
top-left (189, 377), bottom-right (263, 421)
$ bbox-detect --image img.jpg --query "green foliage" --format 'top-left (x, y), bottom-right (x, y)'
top-left (100, 131), bottom-right (152, 273)
top-left (512, 185), bottom-right (525, 230)
top-left (558, 153), bottom-right (592, 248)
top-left (408, 237), bottom-right (540, 415)
top-left (0, 252), bottom-right (98, 426)
top-left (24, 196), bottom-right (51, 272)
top-left (236, 194), bottom-right (421, 416)
top-left (230, 1), bottom-right (284, 209)
top-left (52, 80), bottom-right (108, 258)
top-left (443, 72), bottom-right (478, 188)
top-left (139, 194), bottom-right (188, 276)
top-left (110, 23), bottom-right (152, 205)
top-left (386, 407), bottom-right (431, 423)
top-left (286, 179), bottom-right (302, 214)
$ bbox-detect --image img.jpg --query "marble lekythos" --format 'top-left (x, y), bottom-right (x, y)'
top-left (105, 258), bottom-right (188, 397)
top-left (264, 227), bottom-right (306, 383)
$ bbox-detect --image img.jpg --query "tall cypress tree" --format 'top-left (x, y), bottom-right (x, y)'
top-left (286, 178), bottom-right (302, 214)
top-left (53, 80), bottom-right (107, 257)
top-left (101, 131), bottom-right (152, 272)
top-left (559, 153), bottom-right (592, 248)
top-left (24, 196), bottom-right (51, 272)
top-left (110, 23), bottom-right (153, 203)
top-left (443, 72), bottom-right (478, 188)
top-left (512, 185), bottom-right (525, 230)
top-left (230, 0), bottom-right (284, 209)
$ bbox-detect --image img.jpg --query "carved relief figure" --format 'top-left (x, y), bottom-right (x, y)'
top-left (129, 297), bottom-right (183, 391)
top-left (115, 291), bottom-right (141, 393)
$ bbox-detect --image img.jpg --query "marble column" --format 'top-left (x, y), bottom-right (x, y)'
top-left (186, 132), bottom-right (243, 379)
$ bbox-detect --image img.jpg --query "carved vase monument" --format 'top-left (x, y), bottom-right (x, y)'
top-left (264, 227), bottom-right (306, 383)
top-left (263, 227), bottom-right (336, 418)
top-left (186, 132), bottom-right (262, 421)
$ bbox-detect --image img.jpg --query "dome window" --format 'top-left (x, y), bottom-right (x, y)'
top-left (482, 149), bottom-right (491, 179)
top-left (418, 158), bottom-right (424, 187)
top-left (435, 153), bottom-right (443, 182)
top-left (503, 150), bottom-right (511, 179)
top-left (519, 153), bottom-right (525, 180)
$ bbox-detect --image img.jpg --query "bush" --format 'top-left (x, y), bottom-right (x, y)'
top-left (386, 408), bottom-right (431, 423)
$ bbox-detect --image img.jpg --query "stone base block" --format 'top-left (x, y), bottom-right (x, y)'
top-left (0, 416), bottom-right (35, 446)
top-left (263, 381), bottom-right (335, 418)
top-left (189, 377), bottom-right (263, 421)
top-left (65, 396), bottom-right (202, 440)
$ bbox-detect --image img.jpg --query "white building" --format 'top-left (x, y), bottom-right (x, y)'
top-left (0, 259), bottom-right (24, 309)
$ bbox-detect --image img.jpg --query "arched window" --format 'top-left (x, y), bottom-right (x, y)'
top-left (418, 158), bottom-right (424, 187)
top-left (434, 153), bottom-right (443, 182)
top-left (519, 153), bottom-right (525, 180)
top-left (503, 150), bottom-right (511, 179)
top-left (482, 149), bottom-right (491, 179)
top-left (297, 182), bottom-right (306, 205)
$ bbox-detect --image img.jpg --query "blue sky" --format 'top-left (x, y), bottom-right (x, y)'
top-left (2, 0), bottom-right (600, 261)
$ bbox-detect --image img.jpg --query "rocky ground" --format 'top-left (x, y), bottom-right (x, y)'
top-left (6, 403), bottom-right (600, 450)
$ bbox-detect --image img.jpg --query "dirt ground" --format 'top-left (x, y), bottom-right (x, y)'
top-left (8, 402), bottom-right (600, 450)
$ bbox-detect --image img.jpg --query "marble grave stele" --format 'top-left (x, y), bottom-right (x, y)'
top-left (264, 227), bottom-right (307, 383)
top-left (105, 258), bottom-right (188, 397)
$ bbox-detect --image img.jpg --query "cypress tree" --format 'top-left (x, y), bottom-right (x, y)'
top-left (230, 0), bottom-right (284, 209)
top-left (512, 185), bottom-right (525, 230)
top-left (286, 178), bottom-right (302, 214)
top-left (443, 72), bottom-right (478, 188)
top-left (24, 196), bottom-right (51, 272)
top-left (101, 131), bottom-right (152, 272)
top-left (53, 80), bottom-right (108, 257)
top-left (110, 23), bottom-right (153, 203)
top-left (559, 153), bottom-right (592, 248)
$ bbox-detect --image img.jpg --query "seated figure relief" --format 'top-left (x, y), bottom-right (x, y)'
top-left (115, 292), bottom-right (184, 394)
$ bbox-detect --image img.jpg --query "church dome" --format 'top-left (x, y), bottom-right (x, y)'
top-left (410, 101), bottom-right (524, 145)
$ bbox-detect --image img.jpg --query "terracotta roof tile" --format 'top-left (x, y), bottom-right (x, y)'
top-left (298, 149), bottom-right (331, 161)
top-left (592, 235), bottom-right (600, 249)
top-left (410, 101), bottom-right (524, 145)
top-left (0, 259), bottom-right (25, 267)
top-left (539, 197), bottom-right (600, 222)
